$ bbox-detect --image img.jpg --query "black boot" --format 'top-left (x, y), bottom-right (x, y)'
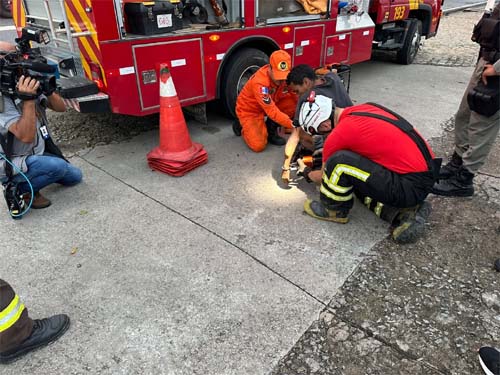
top-left (432, 166), bottom-right (474, 197)
top-left (0, 314), bottom-right (70, 364)
top-left (232, 119), bottom-right (242, 136)
top-left (392, 201), bottom-right (432, 244)
top-left (439, 151), bottom-right (462, 179)
top-left (265, 119), bottom-right (286, 146)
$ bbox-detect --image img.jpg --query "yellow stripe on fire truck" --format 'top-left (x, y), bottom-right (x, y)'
top-left (12, 0), bottom-right (26, 31)
top-left (64, 0), bottom-right (107, 86)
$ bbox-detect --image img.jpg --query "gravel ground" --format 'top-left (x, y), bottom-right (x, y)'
top-left (47, 111), bottom-right (159, 155)
top-left (414, 9), bottom-right (481, 67)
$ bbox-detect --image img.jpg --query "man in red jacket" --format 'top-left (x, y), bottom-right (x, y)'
top-left (297, 93), bottom-right (441, 243)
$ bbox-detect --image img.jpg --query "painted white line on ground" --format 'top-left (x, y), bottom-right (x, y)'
top-left (0, 25), bottom-right (16, 31)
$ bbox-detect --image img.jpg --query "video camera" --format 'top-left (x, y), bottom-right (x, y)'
top-left (0, 27), bottom-right (56, 99)
top-left (2, 180), bottom-right (26, 220)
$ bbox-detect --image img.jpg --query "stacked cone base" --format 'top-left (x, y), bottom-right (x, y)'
top-left (147, 142), bottom-right (208, 176)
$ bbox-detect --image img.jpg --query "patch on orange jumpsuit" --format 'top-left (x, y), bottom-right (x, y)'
top-left (261, 86), bottom-right (271, 105)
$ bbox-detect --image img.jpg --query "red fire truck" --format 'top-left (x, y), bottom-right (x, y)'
top-left (11, 0), bottom-right (442, 119)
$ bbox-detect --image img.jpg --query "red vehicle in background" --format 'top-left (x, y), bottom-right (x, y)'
top-left (11, 0), bottom-right (442, 119)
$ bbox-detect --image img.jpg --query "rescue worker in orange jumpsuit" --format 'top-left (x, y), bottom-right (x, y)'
top-left (234, 50), bottom-right (298, 152)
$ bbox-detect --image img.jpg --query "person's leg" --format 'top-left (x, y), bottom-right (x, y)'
top-left (440, 59), bottom-right (486, 179)
top-left (454, 58), bottom-right (485, 157)
top-left (433, 105), bottom-right (499, 197)
top-left (0, 280), bottom-right (33, 353)
top-left (265, 118), bottom-right (286, 146)
top-left (461, 108), bottom-right (500, 174)
top-left (0, 279), bottom-right (70, 364)
top-left (305, 150), bottom-right (432, 243)
top-left (454, 85), bottom-right (473, 157)
top-left (304, 151), bottom-right (377, 223)
top-left (15, 155), bottom-right (82, 194)
top-left (240, 116), bottom-right (268, 152)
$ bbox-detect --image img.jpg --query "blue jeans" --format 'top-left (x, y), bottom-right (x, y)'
top-left (12, 154), bottom-right (82, 194)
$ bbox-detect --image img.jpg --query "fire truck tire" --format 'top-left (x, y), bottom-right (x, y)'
top-left (222, 48), bottom-right (269, 118)
top-left (396, 19), bottom-right (422, 65)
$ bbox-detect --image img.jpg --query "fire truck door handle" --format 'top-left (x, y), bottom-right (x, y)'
top-left (296, 46), bottom-right (304, 56)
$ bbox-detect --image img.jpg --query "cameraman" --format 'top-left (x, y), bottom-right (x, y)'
top-left (0, 42), bottom-right (82, 209)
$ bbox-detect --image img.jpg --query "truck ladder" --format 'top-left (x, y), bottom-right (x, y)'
top-left (23, 0), bottom-right (92, 52)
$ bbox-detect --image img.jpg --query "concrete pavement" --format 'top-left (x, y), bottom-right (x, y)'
top-left (0, 61), bottom-right (473, 374)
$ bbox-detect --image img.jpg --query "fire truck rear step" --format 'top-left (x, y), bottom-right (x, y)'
top-left (63, 93), bottom-right (110, 113)
top-left (58, 77), bottom-right (109, 113)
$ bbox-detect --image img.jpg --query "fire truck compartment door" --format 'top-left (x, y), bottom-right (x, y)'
top-left (324, 33), bottom-right (351, 65)
top-left (336, 12), bottom-right (375, 33)
top-left (293, 25), bottom-right (325, 68)
top-left (132, 39), bottom-right (206, 111)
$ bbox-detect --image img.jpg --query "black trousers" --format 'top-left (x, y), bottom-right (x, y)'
top-left (320, 151), bottom-right (434, 223)
top-left (0, 279), bottom-right (33, 352)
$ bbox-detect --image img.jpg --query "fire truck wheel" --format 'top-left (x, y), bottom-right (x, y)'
top-left (396, 19), bottom-right (422, 65)
top-left (221, 47), bottom-right (269, 118)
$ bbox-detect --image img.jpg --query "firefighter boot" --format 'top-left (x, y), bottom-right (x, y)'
top-left (439, 151), bottom-right (462, 179)
top-left (265, 119), bottom-right (286, 146)
top-left (303, 199), bottom-right (349, 223)
top-left (432, 166), bottom-right (474, 197)
top-left (232, 119), bottom-right (242, 136)
top-left (392, 201), bottom-right (432, 244)
top-left (0, 314), bottom-right (70, 364)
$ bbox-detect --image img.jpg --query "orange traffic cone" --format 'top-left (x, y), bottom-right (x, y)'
top-left (147, 64), bottom-right (208, 176)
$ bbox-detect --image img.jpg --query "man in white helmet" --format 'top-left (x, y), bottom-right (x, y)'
top-left (297, 92), bottom-right (441, 243)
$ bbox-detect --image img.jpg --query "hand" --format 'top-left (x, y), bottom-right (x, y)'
top-left (297, 158), bottom-right (307, 173)
top-left (296, 158), bottom-right (312, 182)
top-left (482, 64), bottom-right (500, 85)
top-left (281, 168), bottom-right (290, 185)
top-left (44, 85), bottom-right (56, 96)
top-left (16, 75), bottom-right (40, 97)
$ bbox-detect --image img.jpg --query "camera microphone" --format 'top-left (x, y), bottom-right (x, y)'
top-left (19, 61), bottom-right (56, 73)
top-left (23, 61), bottom-right (56, 73)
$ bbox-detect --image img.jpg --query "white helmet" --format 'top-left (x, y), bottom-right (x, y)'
top-left (297, 93), bottom-right (333, 135)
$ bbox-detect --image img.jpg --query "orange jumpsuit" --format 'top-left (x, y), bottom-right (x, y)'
top-left (236, 65), bottom-right (298, 152)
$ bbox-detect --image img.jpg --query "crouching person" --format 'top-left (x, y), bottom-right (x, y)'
top-left (0, 74), bottom-right (82, 210)
top-left (298, 93), bottom-right (441, 243)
